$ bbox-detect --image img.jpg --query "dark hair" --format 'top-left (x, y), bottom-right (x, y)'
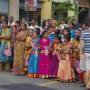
top-left (55, 34), bottom-right (62, 43)
top-left (40, 31), bottom-right (47, 38)
top-left (16, 20), bottom-right (20, 25)
top-left (20, 22), bottom-right (27, 29)
top-left (24, 23), bottom-right (27, 28)
top-left (32, 18), bottom-right (37, 22)
top-left (55, 29), bottom-right (60, 35)
top-left (42, 20), bottom-right (48, 27)
top-left (77, 28), bottom-right (81, 33)
top-left (70, 22), bottom-right (75, 26)
top-left (61, 19), bottom-right (67, 23)
top-left (35, 28), bottom-right (41, 36)
top-left (64, 28), bottom-right (71, 42)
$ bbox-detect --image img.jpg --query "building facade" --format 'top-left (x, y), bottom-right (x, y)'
top-left (0, 0), bottom-right (19, 21)
top-left (0, 0), bottom-right (90, 24)
top-left (78, 0), bottom-right (90, 23)
top-left (0, 0), bottom-right (9, 19)
top-left (0, 0), bottom-right (52, 24)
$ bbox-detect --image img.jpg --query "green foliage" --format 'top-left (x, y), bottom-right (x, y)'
top-left (52, 1), bottom-right (75, 14)
top-left (52, 0), bottom-right (88, 23)
top-left (52, 0), bottom-right (76, 22)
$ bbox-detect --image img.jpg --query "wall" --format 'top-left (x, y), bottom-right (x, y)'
top-left (0, 0), bottom-right (9, 14)
top-left (41, 0), bottom-right (52, 22)
top-left (9, 0), bottom-right (19, 21)
top-left (79, 0), bottom-right (90, 8)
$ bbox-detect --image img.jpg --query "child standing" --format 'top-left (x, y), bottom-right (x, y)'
top-left (72, 30), bottom-right (82, 82)
top-left (57, 28), bottom-right (75, 82)
top-left (49, 36), bottom-right (61, 79)
top-left (27, 31), bottom-right (39, 78)
top-left (38, 31), bottom-right (50, 78)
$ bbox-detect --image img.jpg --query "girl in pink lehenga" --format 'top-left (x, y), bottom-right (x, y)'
top-left (38, 31), bottom-right (50, 78)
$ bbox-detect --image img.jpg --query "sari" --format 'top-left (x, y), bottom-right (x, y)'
top-left (27, 38), bottom-right (39, 78)
top-left (13, 29), bottom-right (27, 75)
top-left (0, 28), bottom-right (11, 71)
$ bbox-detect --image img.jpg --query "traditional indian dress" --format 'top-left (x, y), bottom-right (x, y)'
top-left (27, 38), bottom-right (39, 78)
top-left (0, 28), bottom-right (11, 71)
top-left (10, 29), bottom-right (17, 70)
top-left (72, 39), bottom-right (80, 63)
top-left (49, 33), bottom-right (55, 47)
top-left (57, 41), bottom-right (75, 82)
top-left (72, 39), bottom-right (83, 81)
top-left (38, 38), bottom-right (50, 78)
top-left (24, 34), bottom-right (32, 74)
top-left (13, 29), bottom-right (27, 75)
top-left (49, 40), bottom-right (59, 78)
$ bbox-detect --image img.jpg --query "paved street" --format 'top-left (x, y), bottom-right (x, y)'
top-left (0, 72), bottom-right (85, 90)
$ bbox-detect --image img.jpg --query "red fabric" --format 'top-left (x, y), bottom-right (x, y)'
top-left (78, 73), bottom-right (84, 82)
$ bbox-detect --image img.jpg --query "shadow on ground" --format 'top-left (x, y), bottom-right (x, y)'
top-left (0, 84), bottom-right (55, 90)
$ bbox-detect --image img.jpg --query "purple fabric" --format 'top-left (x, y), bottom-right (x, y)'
top-left (49, 54), bottom-right (59, 77)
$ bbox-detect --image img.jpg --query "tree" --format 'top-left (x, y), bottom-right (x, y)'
top-left (52, 0), bottom-right (88, 23)
top-left (52, 0), bottom-right (76, 22)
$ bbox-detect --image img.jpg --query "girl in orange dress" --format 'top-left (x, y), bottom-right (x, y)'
top-left (57, 28), bottom-right (75, 82)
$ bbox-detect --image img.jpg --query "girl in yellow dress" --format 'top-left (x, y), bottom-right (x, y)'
top-left (72, 30), bottom-right (82, 81)
top-left (24, 32), bottom-right (32, 74)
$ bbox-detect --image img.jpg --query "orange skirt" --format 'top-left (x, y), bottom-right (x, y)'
top-left (57, 60), bottom-right (75, 81)
top-left (27, 73), bottom-right (39, 78)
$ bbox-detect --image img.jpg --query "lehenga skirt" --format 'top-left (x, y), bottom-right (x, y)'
top-left (13, 42), bottom-right (25, 75)
top-left (27, 54), bottom-right (38, 78)
top-left (38, 53), bottom-right (50, 76)
top-left (57, 60), bottom-right (75, 81)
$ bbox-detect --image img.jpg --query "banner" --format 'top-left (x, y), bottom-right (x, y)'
top-left (24, 0), bottom-right (37, 11)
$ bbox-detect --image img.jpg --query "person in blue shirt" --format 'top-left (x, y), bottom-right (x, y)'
top-left (69, 22), bottom-right (76, 41)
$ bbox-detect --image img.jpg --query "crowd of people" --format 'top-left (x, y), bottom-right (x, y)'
top-left (0, 16), bottom-right (90, 90)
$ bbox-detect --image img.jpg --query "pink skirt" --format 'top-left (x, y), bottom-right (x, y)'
top-left (38, 53), bottom-right (50, 75)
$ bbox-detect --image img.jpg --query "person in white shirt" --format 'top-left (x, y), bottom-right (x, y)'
top-left (8, 16), bottom-right (15, 27)
top-left (59, 19), bottom-right (68, 30)
top-left (29, 18), bottom-right (39, 30)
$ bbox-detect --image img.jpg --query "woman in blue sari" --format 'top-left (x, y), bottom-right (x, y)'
top-left (27, 31), bottom-right (39, 78)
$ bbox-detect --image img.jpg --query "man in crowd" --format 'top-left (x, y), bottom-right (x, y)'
top-left (8, 16), bottom-right (15, 27)
top-left (29, 18), bottom-right (39, 30)
top-left (80, 27), bottom-right (90, 90)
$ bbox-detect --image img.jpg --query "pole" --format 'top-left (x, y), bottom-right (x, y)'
top-left (76, 0), bottom-right (79, 24)
top-left (88, 0), bottom-right (90, 24)
top-left (26, 11), bottom-right (29, 25)
top-left (24, 0), bottom-right (30, 25)
top-left (74, 0), bottom-right (79, 24)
